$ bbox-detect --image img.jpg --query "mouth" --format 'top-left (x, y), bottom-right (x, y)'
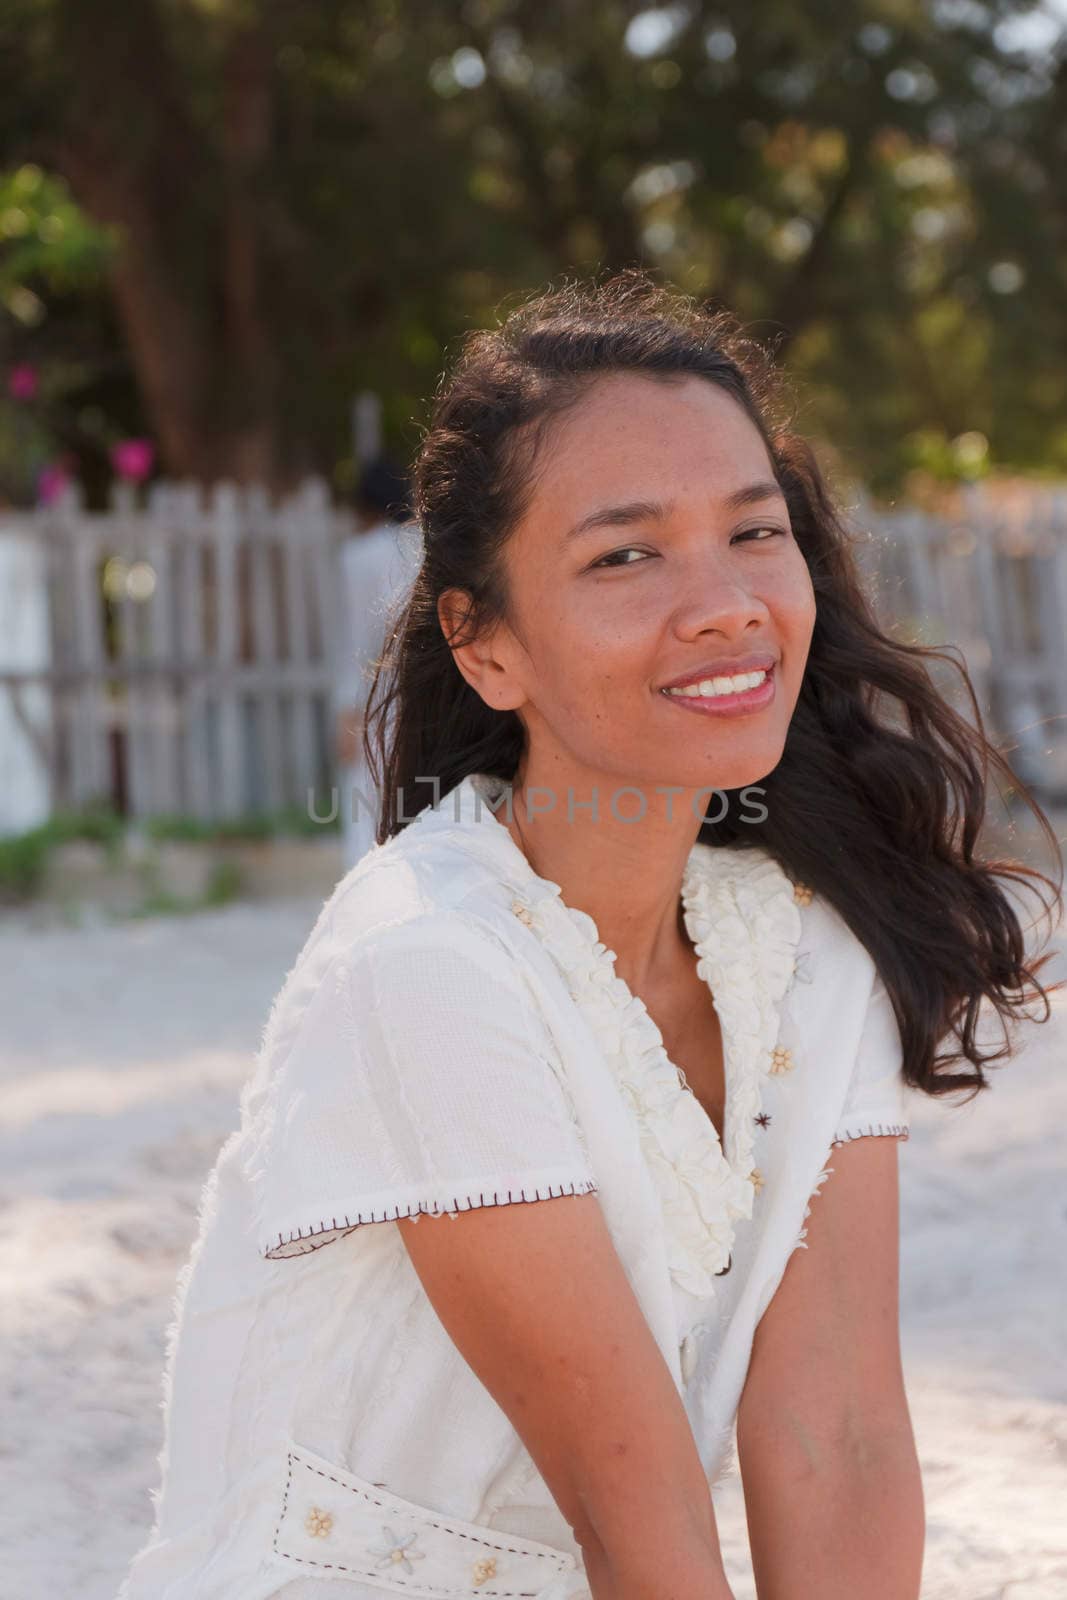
top-left (658, 664), bottom-right (776, 717)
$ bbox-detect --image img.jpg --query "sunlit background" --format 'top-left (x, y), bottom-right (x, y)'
top-left (0, 4), bottom-right (1065, 1596)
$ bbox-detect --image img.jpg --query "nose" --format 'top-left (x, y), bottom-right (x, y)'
top-left (670, 557), bottom-right (770, 642)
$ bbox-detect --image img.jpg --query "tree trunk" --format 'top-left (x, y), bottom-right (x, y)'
top-left (220, 26), bottom-right (280, 484)
top-left (50, 0), bottom-right (282, 486)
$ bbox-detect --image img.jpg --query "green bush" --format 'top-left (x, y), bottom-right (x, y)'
top-left (0, 825), bottom-right (52, 901)
top-left (204, 859), bottom-right (244, 905)
top-left (0, 801), bottom-right (126, 900)
top-left (143, 814), bottom-right (217, 844)
top-left (0, 799), bottom-right (338, 904)
top-left (45, 803), bottom-right (125, 855)
top-left (144, 804), bottom-right (338, 843)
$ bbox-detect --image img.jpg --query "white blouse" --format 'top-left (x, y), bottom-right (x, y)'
top-left (118, 770), bottom-right (911, 1600)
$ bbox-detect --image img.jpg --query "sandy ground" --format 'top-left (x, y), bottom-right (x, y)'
top-left (1, 891), bottom-right (1065, 1600)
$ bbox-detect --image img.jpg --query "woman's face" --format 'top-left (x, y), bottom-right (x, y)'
top-left (468, 372), bottom-right (816, 799)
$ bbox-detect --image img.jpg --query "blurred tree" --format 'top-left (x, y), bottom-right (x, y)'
top-left (0, 0), bottom-right (1063, 494)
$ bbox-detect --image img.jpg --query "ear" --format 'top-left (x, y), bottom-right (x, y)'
top-left (437, 588), bottom-right (526, 712)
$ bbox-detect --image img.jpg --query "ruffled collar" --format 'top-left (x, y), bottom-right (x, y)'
top-left (419, 772), bottom-right (802, 1300)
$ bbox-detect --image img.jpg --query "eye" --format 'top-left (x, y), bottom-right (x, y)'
top-left (590, 526), bottom-right (787, 570)
top-left (732, 525), bottom-right (786, 545)
top-left (590, 546), bottom-right (656, 569)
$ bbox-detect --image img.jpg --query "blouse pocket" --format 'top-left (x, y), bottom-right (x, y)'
top-left (267, 1437), bottom-right (580, 1599)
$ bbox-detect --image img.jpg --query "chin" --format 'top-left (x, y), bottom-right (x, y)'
top-left (663, 740), bottom-right (786, 796)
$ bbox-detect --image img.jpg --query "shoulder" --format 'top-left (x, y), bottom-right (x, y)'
top-left (286, 824), bottom-right (533, 1019)
top-left (795, 886), bottom-right (879, 994)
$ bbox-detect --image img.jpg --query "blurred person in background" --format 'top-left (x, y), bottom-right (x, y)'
top-left (334, 453), bottom-right (421, 869)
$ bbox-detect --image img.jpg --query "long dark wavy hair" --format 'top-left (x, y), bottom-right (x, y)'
top-left (362, 269), bottom-right (1063, 1103)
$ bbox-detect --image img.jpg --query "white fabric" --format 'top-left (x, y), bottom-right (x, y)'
top-left (334, 521), bottom-right (422, 871)
top-left (256, 912), bottom-right (598, 1260)
top-left (118, 770), bottom-right (912, 1600)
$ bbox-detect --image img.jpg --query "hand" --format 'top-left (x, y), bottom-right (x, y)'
top-left (335, 707), bottom-right (364, 768)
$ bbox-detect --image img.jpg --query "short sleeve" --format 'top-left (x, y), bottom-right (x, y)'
top-left (830, 975), bottom-right (911, 1148)
top-left (256, 912), bottom-right (599, 1259)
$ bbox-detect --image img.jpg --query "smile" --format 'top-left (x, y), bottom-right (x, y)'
top-left (659, 666), bottom-right (776, 716)
top-left (663, 669), bottom-right (768, 698)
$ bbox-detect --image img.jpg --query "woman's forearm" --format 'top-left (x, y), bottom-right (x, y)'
top-left (581, 1523), bottom-right (736, 1599)
top-left (746, 1425), bottom-right (924, 1599)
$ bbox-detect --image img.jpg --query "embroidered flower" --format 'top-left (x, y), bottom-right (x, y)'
top-left (473, 1555), bottom-right (498, 1585)
top-left (755, 1112), bottom-right (772, 1128)
top-left (367, 1526), bottom-right (427, 1573)
top-left (510, 897), bottom-right (533, 926)
top-left (304, 1506), bottom-right (333, 1538)
top-left (793, 881), bottom-right (815, 906)
top-left (750, 1167), bottom-right (765, 1195)
top-left (789, 948), bottom-right (815, 990)
top-left (769, 1045), bottom-right (795, 1075)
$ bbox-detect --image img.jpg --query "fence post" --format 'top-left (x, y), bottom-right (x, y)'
top-left (212, 482), bottom-right (245, 818)
top-left (0, 514), bottom-right (53, 833)
top-left (246, 482), bottom-right (285, 813)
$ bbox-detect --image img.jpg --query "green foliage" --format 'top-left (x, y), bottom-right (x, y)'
top-left (130, 858), bottom-right (245, 919)
top-left (0, 801), bottom-right (335, 905)
top-left (0, 802), bottom-right (125, 900)
top-left (2, 0), bottom-right (1065, 494)
top-left (273, 798), bottom-right (342, 837)
top-left (0, 824), bottom-right (51, 901)
top-left (44, 802), bottom-right (125, 855)
top-left (143, 802), bottom-right (340, 843)
top-left (0, 162), bottom-right (119, 503)
top-left (0, 165), bottom-right (116, 300)
top-left (203, 859), bottom-right (244, 906)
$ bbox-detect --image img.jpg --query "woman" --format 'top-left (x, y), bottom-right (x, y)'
top-left (118, 272), bottom-right (1061, 1600)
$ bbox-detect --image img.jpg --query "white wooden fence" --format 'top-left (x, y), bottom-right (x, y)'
top-left (0, 478), bottom-right (354, 823)
top-left (0, 475), bottom-right (1065, 829)
top-left (852, 481), bottom-right (1067, 801)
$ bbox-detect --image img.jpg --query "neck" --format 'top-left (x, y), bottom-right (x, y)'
top-left (495, 759), bottom-right (705, 994)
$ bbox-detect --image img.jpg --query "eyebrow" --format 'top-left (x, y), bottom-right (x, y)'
top-left (559, 479), bottom-right (787, 548)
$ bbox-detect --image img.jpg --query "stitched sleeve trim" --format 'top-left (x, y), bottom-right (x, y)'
top-left (830, 1121), bottom-right (910, 1148)
top-left (262, 1177), bottom-right (600, 1260)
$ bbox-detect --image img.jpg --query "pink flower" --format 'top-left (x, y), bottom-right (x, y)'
top-left (110, 438), bottom-right (155, 482)
top-left (37, 460), bottom-right (72, 506)
top-left (8, 364), bottom-right (38, 401)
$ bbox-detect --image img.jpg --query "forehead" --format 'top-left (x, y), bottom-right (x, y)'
top-left (527, 372), bottom-right (772, 513)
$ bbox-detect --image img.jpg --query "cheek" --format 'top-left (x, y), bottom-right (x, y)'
top-left (530, 626), bottom-right (639, 734)
top-left (550, 591), bottom-right (649, 676)
top-left (771, 555), bottom-right (817, 641)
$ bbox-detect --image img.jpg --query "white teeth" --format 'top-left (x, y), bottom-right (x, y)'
top-left (664, 669), bottom-right (768, 698)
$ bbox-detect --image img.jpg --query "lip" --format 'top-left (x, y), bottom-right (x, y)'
top-left (655, 652), bottom-right (779, 692)
top-left (657, 657), bottom-right (778, 720)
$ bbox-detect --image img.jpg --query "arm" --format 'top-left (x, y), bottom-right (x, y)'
top-left (736, 1135), bottom-right (924, 1599)
top-left (398, 1192), bottom-right (736, 1600)
top-left (259, 913), bottom-right (735, 1595)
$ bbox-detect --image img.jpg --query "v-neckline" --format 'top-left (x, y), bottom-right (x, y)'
top-left (535, 849), bottom-right (738, 1165)
top-left (420, 771), bottom-right (804, 1297)
top-left (653, 957), bottom-right (728, 1149)
top-left (441, 771), bottom-right (736, 1158)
